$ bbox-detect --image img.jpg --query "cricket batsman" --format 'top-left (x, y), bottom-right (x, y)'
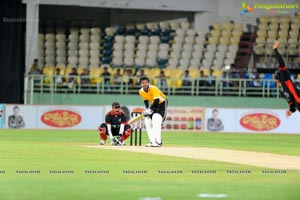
top-left (273, 40), bottom-right (300, 117)
top-left (98, 102), bottom-right (132, 145)
top-left (139, 76), bottom-right (168, 147)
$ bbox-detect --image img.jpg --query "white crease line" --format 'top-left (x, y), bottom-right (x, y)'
top-left (198, 193), bottom-right (228, 198)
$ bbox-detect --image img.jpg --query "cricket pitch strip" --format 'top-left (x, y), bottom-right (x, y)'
top-left (84, 145), bottom-right (300, 170)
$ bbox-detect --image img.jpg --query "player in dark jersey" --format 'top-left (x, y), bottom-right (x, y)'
top-left (273, 40), bottom-right (300, 117)
top-left (98, 102), bottom-right (131, 145)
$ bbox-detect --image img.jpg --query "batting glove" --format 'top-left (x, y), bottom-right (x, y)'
top-left (143, 108), bottom-right (153, 117)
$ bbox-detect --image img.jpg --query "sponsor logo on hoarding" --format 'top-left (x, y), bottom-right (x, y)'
top-left (240, 112), bottom-right (280, 131)
top-left (41, 110), bottom-right (81, 127)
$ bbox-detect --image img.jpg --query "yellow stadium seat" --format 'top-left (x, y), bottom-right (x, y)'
top-left (259, 16), bottom-right (269, 24)
top-left (138, 68), bottom-right (151, 76)
top-left (56, 66), bottom-right (66, 75)
top-left (89, 68), bottom-right (103, 84)
top-left (230, 37), bottom-right (240, 46)
top-left (43, 66), bottom-right (55, 84)
top-left (214, 69), bottom-right (222, 78)
top-left (77, 66), bottom-right (86, 75)
top-left (174, 68), bottom-right (184, 78)
top-left (270, 16), bottom-right (279, 24)
top-left (65, 66), bottom-right (74, 75)
top-left (223, 22), bottom-right (233, 31)
top-left (152, 78), bottom-right (159, 85)
top-left (189, 68), bottom-right (199, 79)
top-left (163, 68), bottom-right (173, 77)
top-left (42, 66), bottom-right (55, 74)
top-left (208, 37), bottom-right (219, 45)
top-left (234, 23), bottom-right (243, 31)
top-left (166, 79), bottom-right (173, 87)
top-left (163, 68), bottom-right (182, 88)
top-left (180, 21), bottom-right (190, 31)
top-left (149, 68), bottom-right (161, 78)
top-left (212, 23), bottom-right (222, 31)
top-left (170, 22), bottom-right (180, 30)
top-left (202, 68), bottom-right (210, 76)
top-left (175, 79), bottom-right (183, 88)
top-left (106, 67), bottom-right (113, 74)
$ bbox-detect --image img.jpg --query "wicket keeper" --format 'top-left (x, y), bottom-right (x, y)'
top-left (139, 76), bottom-right (168, 147)
top-left (273, 40), bottom-right (300, 117)
top-left (98, 102), bottom-right (132, 145)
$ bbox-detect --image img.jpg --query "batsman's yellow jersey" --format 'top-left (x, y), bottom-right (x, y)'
top-left (139, 85), bottom-right (166, 104)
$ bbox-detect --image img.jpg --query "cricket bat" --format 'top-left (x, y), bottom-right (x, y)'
top-left (127, 114), bottom-right (144, 125)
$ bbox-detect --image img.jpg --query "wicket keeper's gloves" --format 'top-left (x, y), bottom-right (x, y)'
top-left (112, 137), bottom-right (121, 145)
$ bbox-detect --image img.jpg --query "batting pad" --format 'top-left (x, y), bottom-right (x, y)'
top-left (152, 113), bottom-right (163, 144)
top-left (144, 117), bottom-right (155, 144)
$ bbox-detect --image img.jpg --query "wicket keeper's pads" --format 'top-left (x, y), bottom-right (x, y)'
top-left (98, 127), bottom-right (107, 140)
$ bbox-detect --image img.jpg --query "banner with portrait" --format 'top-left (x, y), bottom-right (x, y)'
top-left (5, 105), bottom-right (37, 129)
top-left (204, 108), bottom-right (236, 132)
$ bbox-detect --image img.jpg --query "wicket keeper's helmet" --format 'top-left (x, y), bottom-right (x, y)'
top-left (112, 102), bottom-right (120, 108)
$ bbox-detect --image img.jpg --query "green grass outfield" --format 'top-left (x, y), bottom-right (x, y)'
top-left (0, 129), bottom-right (299, 200)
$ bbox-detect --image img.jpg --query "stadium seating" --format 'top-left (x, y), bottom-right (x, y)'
top-left (37, 18), bottom-right (251, 87)
top-left (38, 33), bottom-right (45, 67)
top-left (27, 11), bottom-right (300, 97)
top-left (254, 14), bottom-right (300, 67)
